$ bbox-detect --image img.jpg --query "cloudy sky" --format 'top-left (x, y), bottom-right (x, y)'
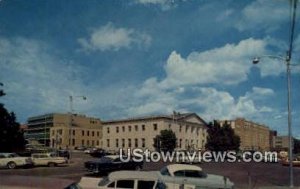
top-left (0, 0), bottom-right (300, 137)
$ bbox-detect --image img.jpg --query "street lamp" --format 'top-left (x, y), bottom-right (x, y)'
top-left (252, 52), bottom-right (294, 188)
top-left (69, 95), bottom-right (87, 162)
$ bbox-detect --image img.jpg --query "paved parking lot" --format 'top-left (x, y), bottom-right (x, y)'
top-left (0, 151), bottom-right (299, 189)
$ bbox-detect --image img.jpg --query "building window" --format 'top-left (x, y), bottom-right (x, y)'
top-left (96, 140), bottom-right (99, 146)
top-left (116, 139), bottom-right (119, 148)
top-left (128, 139), bottom-right (132, 148)
top-left (186, 126), bottom-right (188, 133)
top-left (179, 139), bottom-right (182, 148)
top-left (87, 140), bottom-right (90, 146)
top-left (97, 131), bottom-right (99, 137)
top-left (135, 138), bottom-right (138, 148)
top-left (142, 138), bottom-right (145, 148)
top-left (92, 131), bottom-right (94, 137)
top-left (116, 127), bottom-right (119, 133)
top-left (87, 131), bottom-right (90, 136)
top-left (72, 130), bottom-right (76, 136)
top-left (107, 139), bottom-right (110, 148)
top-left (135, 125), bottom-right (138, 131)
top-left (82, 130), bottom-right (85, 136)
top-left (107, 128), bottom-right (110, 134)
top-left (142, 125), bottom-right (145, 131)
top-left (122, 139), bottom-right (125, 148)
top-left (153, 123), bottom-right (157, 131)
top-left (82, 140), bottom-right (84, 146)
top-left (128, 125), bottom-right (132, 132)
top-left (72, 139), bottom-right (75, 146)
top-left (168, 124), bottom-right (171, 129)
top-left (122, 126), bottom-right (125, 132)
top-left (92, 140), bottom-right (95, 146)
top-left (179, 125), bottom-right (182, 132)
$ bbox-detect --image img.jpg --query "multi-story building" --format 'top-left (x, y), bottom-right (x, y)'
top-left (269, 130), bottom-right (277, 150)
top-left (219, 118), bottom-right (270, 151)
top-left (102, 112), bottom-right (208, 152)
top-left (273, 136), bottom-right (289, 151)
top-left (26, 113), bottom-right (102, 149)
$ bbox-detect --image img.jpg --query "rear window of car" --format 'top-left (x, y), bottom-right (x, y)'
top-left (116, 180), bottom-right (134, 189)
top-left (184, 170), bottom-right (206, 178)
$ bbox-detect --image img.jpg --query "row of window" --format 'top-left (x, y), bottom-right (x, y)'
top-left (107, 138), bottom-right (146, 148)
top-left (107, 124), bottom-right (156, 134)
top-left (52, 129), bottom-right (100, 137)
top-left (106, 124), bottom-right (205, 136)
top-left (106, 138), bottom-right (205, 149)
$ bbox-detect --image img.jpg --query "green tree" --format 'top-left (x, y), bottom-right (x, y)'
top-left (0, 83), bottom-right (26, 152)
top-left (205, 120), bottom-right (240, 152)
top-left (153, 129), bottom-right (177, 152)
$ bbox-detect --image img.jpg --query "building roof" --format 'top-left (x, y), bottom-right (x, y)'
top-left (102, 112), bottom-right (207, 125)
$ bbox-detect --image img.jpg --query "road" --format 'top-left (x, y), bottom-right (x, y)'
top-left (0, 152), bottom-right (299, 189)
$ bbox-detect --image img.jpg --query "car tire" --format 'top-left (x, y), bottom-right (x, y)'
top-left (48, 162), bottom-right (56, 167)
top-left (7, 162), bottom-right (17, 169)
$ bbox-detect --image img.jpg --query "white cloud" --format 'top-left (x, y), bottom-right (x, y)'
top-left (236, 0), bottom-right (289, 32)
top-left (78, 23), bottom-right (151, 52)
top-left (160, 38), bottom-right (267, 87)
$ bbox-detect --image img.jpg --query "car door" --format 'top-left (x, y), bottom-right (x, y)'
top-left (0, 154), bottom-right (7, 167)
top-left (137, 180), bottom-right (156, 189)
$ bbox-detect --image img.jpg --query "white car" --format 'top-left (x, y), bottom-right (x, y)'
top-left (31, 153), bottom-right (68, 167)
top-left (0, 153), bottom-right (33, 169)
top-left (158, 164), bottom-right (234, 189)
top-left (65, 171), bottom-right (168, 189)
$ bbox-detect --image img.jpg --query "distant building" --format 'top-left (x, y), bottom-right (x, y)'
top-left (102, 112), bottom-right (208, 152)
top-left (273, 136), bottom-right (289, 151)
top-left (218, 118), bottom-right (270, 151)
top-left (25, 113), bottom-right (102, 149)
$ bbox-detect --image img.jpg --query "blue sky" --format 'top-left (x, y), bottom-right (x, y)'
top-left (0, 0), bottom-right (300, 138)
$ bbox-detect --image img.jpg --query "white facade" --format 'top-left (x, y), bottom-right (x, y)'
top-left (102, 113), bottom-right (208, 152)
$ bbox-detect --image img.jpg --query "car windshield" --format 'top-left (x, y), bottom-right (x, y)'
top-left (160, 167), bottom-right (171, 176)
top-left (98, 177), bottom-right (110, 186)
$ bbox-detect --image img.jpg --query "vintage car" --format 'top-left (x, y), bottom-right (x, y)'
top-left (31, 153), bottom-right (68, 167)
top-left (64, 171), bottom-right (168, 189)
top-left (0, 153), bottom-right (33, 169)
top-left (158, 164), bottom-right (234, 189)
top-left (84, 155), bottom-right (143, 174)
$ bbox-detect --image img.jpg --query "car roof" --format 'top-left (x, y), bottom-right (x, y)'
top-left (109, 171), bottom-right (159, 181)
top-left (166, 164), bottom-right (202, 173)
top-left (104, 155), bottom-right (121, 159)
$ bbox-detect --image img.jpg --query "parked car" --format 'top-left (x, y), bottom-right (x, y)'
top-left (89, 149), bottom-right (107, 158)
top-left (281, 157), bottom-right (300, 167)
top-left (31, 153), bottom-right (68, 167)
top-left (0, 153), bottom-right (33, 169)
top-left (84, 155), bottom-right (143, 174)
top-left (158, 164), bottom-right (234, 189)
top-left (65, 171), bottom-right (168, 189)
top-left (57, 150), bottom-right (70, 159)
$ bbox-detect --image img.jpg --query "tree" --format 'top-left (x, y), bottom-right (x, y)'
top-left (0, 83), bottom-right (26, 152)
top-left (205, 120), bottom-right (240, 152)
top-left (153, 129), bottom-right (177, 152)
